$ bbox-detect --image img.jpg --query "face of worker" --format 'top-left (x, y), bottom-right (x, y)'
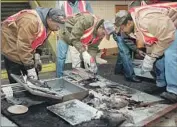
top-left (47, 18), bottom-right (61, 31)
top-left (121, 20), bottom-right (134, 34)
top-left (97, 26), bottom-right (106, 38)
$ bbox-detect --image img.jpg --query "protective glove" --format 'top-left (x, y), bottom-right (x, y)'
top-left (82, 51), bottom-right (92, 67)
top-left (27, 68), bottom-right (38, 80)
top-left (82, 51), bottom-right (98, 73)
top-left (141, 55), bottom-right (156, 74)
top-left (34, 53), bottom-right (42, 72)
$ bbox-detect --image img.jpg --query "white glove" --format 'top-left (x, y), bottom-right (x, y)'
top-left (82, 51), bottom-right (92, 66)
top-left (82, 51), bottom-right (98, 73)
top-left (34, 53), bottom-right (42, 72)
top-left (27, 68), bottom-right (38, 80)
top-left (96, 53), bottom-right (107, 64)
top-left (141, 55), bottom-right (156, 74)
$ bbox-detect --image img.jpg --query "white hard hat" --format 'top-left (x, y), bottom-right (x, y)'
top-left (103, 20), bottom-right (115, 40)
top-left (103, 20), bottom-right (115, 34)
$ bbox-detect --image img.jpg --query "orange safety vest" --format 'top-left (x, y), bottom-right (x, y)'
top-left (129, 2), bottom-right (177, 45)
top-left (64, 1), bottom-right (102, 46)
top-left (3, 9), bottom-right (47, 50)
top-left (66, 12), bottom-right (102, 46)
top-left (64, 0), bottom-right (87, 17)
top-left (80, 13), bottom-right (102, 46)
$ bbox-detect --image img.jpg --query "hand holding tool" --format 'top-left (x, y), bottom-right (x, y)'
top-left (27, 68), bottom-right (38, 80)
top-left (34, 53), bottom-right (42, 72)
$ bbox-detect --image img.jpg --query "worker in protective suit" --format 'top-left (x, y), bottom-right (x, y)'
top-left (56, 0), bottom-right (93, 77)
top-left (114, 2), bottom-right (177, 102)
top-left (112, 10), bottom-right (145, 83)
top-left (1, 7), bottom-right (65, 83)
top-left (57, 12), bottom-right (115, 77)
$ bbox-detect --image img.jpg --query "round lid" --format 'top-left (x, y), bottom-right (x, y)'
top-left (7, 105), bottom-right (28, 114)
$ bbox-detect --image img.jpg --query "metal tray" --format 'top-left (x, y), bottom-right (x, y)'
top-left (10, 74), bottom-right (89, 102)
top-left (43, 78), bottom-right (89, 101)
top-left (47, 99), bottom-right (101, 126)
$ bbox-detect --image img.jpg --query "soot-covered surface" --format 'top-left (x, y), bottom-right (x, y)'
top-left (1, 55), bottom-right (158, 94)
top-left (1, 56), bottom-right (160, 127)
top-left (1, 76), bottom-right (136, 127)
top-left (1, 99), bottom-right (110, 127)
top-left (97, 63), bottom-right (158, 95)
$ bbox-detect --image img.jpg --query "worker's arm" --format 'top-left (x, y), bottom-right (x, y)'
top-left (88, 42), bottom-right (100, 58)
top-left (70, 14), bottom-right (94, 53)
top-left (167, 8), bottom-right (177, 28)
top-left (114, 32), bottom-right (137, 52)
top-left (16, 17), bottom-right (38, 68)
top-left (123, 38), bottom-right (137, 52)
top-left (146, 14), bottom-right (176, 58)
top-left (140, 14), bottom-right (175, 74)
top-left (85, 1), bottom-right (93, 13)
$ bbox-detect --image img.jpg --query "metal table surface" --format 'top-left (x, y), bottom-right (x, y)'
top-left (1, 68), bottom-right (177, 127)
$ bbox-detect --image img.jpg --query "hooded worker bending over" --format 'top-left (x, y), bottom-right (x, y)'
top-left (2, 7), bottom-right (65, 83)
top-left (56, 0), bottom-right (94, 75)
top-left (57, 12), bottom-right (115, 77)
top-left (115, 2), bottom-right (177, 102)
top-left (112, 10), bottom-right (145, 83)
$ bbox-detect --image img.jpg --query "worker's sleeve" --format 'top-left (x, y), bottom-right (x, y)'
top-left (88, 41), bottom-right (100, 58)
top-left (16, 18), bottom-right (38, 67)
top-left (70, 16), bottom-right (92, 53)
top-left (147, 15), bottom-right (176, 58)
top-left (123, 38), bottom-right (137, 52)
top-left (121, 33), bottom-right (137, 52)
top-left (167, 8), bottom-right (177, 28)
top-left (86, 1), bottom-right (93, 13)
